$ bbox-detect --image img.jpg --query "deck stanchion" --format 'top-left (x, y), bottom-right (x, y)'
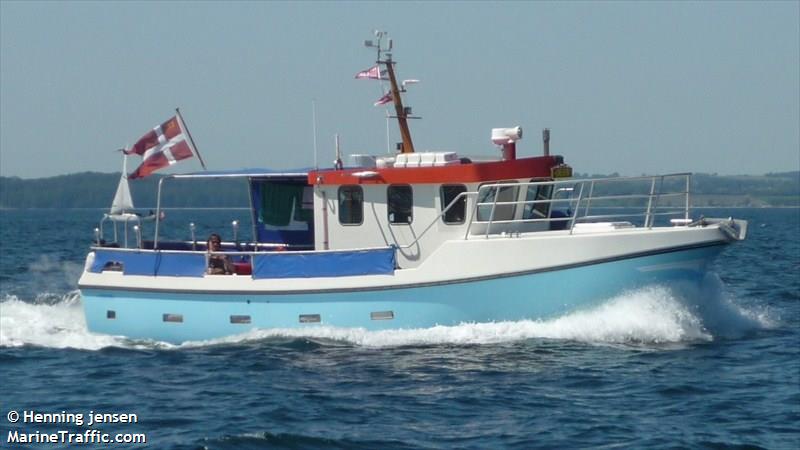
top-left (154, 177), bottom-right (168, 250)
top-left (247, 177), bottom-right (258, 252)
top-left (133, 225), bottom-right (142, 249)
top-left (645, 177), bottom-right (657, 228)
top-left (465, 192), bottom-right (479, 240)
top-left (685, 175), bottom-right (691, 221)
top-left (485, 184), bottom-right (502, 239)
top-left (570, 183), bottom-right (585, 234)
top-left (232, 220), bottom-right (239, 248)
top-left (584, 180), bottom-right (595, 217)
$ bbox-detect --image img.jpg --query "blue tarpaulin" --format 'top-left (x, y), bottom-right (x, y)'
top-left (90, 247), bottom-right (396, 279)
top-left (253, 247), bottom-right (396, 279)
top-left (91, 249), bottom-right (206, 277)
top-left (155, 253), bottom-right (207, 277)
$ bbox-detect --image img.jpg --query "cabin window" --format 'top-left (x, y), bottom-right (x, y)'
top-left (256, 181), bottom-right (312, 226)
top-left (338, 185), bottom-right (363, 225)
top-left (524, 180), bottom-right (553, 219)
top-left (441, 184), bottom-right (467, 224)
top-left (387, 185), bottom-right (413, 224)
top-left (477, 182), bottom-right (519, 221)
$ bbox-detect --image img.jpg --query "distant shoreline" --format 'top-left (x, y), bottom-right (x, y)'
top-left (1, 171), bottom-right (797, 209)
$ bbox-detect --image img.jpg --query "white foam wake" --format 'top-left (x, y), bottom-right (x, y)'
top-left (0, 279), bottom-right (774, 351)
top-left (0, 292), bottom-right (127, 350)
top-left (185, 280), bottom-right (775, 349)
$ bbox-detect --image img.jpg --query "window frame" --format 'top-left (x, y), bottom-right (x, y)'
top-left (387, 184), bottom-right (414, 225)
top-left (524, 178), bottom-right (554, 220)
top-left (476, 181), bottom-right (519, 222)
top-left (440, 184), bottom-right (468, 225)
top-left (337, 185), bottom-right (364, 226)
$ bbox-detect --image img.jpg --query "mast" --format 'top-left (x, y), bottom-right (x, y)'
top-left (382, 54), bottom-right (415, 154)
top-left (110, 153), bottom-right (134, 215)
top-left (366, 31), bottom-right (416, 154)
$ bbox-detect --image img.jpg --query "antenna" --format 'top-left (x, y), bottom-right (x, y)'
top-left (312, 100), bottom-right (319, 169)
top-left (365, 29), bottom-right (388, 61)
top-left (362, 30), bottom-right (416, 153)
top-left (334, 134), bottom-right (343, 170)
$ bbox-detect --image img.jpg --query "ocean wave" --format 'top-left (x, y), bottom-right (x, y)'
top-left (0, 277), bottom-right (775, 351)
top-left (197, 431), bottom-right (402, 450)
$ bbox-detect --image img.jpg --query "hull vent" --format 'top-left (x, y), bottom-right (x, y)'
top-left (370, 311), bottom-right (395, 320)
top-left (299, 314), bottom-right (321, 324)
top-left (230, 315), bottom-right (251, 324)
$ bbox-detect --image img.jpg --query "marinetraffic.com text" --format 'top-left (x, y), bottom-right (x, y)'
top-left (6, 410), bottom-right (146, 445)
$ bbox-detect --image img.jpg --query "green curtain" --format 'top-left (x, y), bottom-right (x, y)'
top-left (260, 183), bottom-right (303, 226)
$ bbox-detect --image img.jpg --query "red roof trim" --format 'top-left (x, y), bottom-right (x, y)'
top-left (308, 156), bottom-right (562, 185)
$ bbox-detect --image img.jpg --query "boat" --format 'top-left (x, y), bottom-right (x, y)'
top-left (98, 155), bottom-right (159, 248)
top-left (78, 33), bottom-right (747, 343)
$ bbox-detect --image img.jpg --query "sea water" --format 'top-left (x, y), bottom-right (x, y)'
top-left (0, 208), bottom-right (798, 449)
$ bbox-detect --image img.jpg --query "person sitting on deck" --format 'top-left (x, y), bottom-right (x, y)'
top-left (207, 233), bottom-right (234, 275)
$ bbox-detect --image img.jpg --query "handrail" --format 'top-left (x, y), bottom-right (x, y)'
top-left (463, 173), bottom-right (692, 238)
top-left (99, 214), bottom-right (146, 248)
top-left (396, 190), bottom-right (477, 249)
top-left (89, 244), bottom-right (391, 256)
top-left (396, 173), bottom-right (690, 248)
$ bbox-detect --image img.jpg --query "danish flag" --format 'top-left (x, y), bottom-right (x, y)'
top-left (354, 65), bottom-right (386, 80)
top-left (125, 115), bottom-right (196, 179)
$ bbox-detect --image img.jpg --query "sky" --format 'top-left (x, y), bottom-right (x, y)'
top-left (1, 1), bottom-right (798, 179)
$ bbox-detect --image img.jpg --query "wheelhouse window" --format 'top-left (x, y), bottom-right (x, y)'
top-left (250, 178), bottom-right (315, 247)
top-left (387, 185), bottom-right (413, 224)
top-left (477, 182), bottom-right (519, 221)
top-left (441, 184), bottom-right (467, 224)
top-left (523, 179), bottom-right (553, 219)
top-left (255, 181), bottom-right (313, 226)
top-left (338, 185), bottom-right (363, 225)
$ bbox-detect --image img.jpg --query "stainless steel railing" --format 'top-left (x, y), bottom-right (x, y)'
top-left (465, 173), bottom-right (692, 237)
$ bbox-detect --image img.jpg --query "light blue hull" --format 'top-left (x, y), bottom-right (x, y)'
top-left (81, 246), bottom-right (723, 343)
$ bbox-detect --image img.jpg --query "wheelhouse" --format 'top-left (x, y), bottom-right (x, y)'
top-left (307, 153), bottom-right (567, 268)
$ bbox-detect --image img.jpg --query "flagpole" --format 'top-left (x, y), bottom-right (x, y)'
top-left (175, 108), bottom-right (207, 171)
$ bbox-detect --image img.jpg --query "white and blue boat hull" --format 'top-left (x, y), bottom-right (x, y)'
top-left (80, 243), bottom-right (724, 343)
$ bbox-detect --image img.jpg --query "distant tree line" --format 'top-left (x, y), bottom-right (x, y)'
top-left (0, 172), bottom-right (250, 209)
top-left (0, 171), bottom-right (797, 208)
top-left (570, 171), bottom-right (799, 207)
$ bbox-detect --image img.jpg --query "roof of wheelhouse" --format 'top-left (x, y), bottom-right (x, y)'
top-left (161, 155), bottom-right (564, 185)
top-left (308, 155), bottom-right (564, 186)
top-left (168, 168), bottom-right (312, 179)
